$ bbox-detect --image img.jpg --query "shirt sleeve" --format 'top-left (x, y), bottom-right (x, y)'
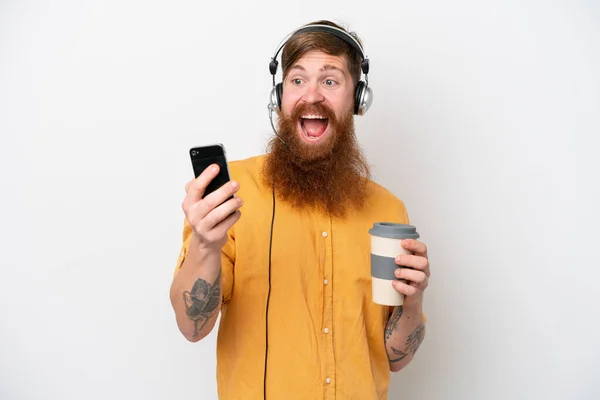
top-left (173, 218), bottom-right (235, 304)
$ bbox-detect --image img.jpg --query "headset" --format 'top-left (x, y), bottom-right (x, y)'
top-left (267, 23), bottom-right (374, 144)
top-left (263, 22), bottom-right (372, 400)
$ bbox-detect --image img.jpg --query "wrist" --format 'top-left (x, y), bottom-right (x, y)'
top-left (400, 298), bottom-right (423, 316)
top-left (188, 235), bottom-right (222, 266)
top-left (190, 234), bottom-right (219, 256)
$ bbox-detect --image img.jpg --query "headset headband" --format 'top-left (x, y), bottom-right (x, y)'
top-left (269, 23), bottom-right (370, 82)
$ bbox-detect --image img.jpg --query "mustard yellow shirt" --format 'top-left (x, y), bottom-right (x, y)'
top-left (175, 155), bottom-right (412, 400)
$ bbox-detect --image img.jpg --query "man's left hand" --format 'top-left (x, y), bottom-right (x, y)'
top-left (393, 239), bottom-right (430, 306)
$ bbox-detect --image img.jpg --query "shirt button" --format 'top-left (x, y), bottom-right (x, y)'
top-left (325, 377), bottom-right (331, 384)
top-left (323, 279), bottom-right (328, 285)
top-left (322, 231), bottom-right (328, 238)
top-left (324, 328), bottom-right (329, 334)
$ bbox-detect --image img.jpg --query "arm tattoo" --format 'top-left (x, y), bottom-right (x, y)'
top-left (183, 269), bottom-right (222, 338)
top-left (388, 323), bottom-right (426, 363)
top-left (406, 323), bottom-right (425, 356)
top-left (388, 347), bottom-right (408, 363)
top-left (385, 306), bottom-right (403, 341)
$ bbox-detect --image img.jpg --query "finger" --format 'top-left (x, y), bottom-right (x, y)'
top-left (395, 254), bottom-right (429, 274)
top-left (201, 196), bottom-right (244, 231)
top-left (210, 209), bottom-right (242, 239)
top-left (185, 179), bottom-right (240, 223)
top-left (402, 239), bottom-right (428, 257)
top-left (392, 280), bottom-right (421, 297)
top-left (187, 164), bottom-right (221, 201)
top-left (182, 180), bottom-right (196, 213)
top-left (395, 268), bottom-right (428, 286)
top-left (202, 180), bottom-right (240, 213)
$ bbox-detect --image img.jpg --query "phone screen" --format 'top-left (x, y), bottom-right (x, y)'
top-left (190, 144), bottom-right (232, 199)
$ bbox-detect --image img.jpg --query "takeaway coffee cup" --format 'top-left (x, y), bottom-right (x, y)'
top-left (368, 222), bottom-right (420, 306)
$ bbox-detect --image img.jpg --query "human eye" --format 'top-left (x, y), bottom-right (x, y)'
top-left (291, 78), bottom-right (304, 85)
top-left (323, 78), bottom-right (337, 87)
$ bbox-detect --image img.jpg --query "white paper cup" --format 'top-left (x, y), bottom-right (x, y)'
top-left (369, 223), bottom-right (420, 306)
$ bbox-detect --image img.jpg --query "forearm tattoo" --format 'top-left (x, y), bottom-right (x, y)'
top-left (388, 346), bottom-right (408, 363)
top-left (385, 306), bottom-right (403, 341)
top-left (387, 323), bottom-right (426, 363)
top-left (406, 323), bottom-right (425, 355)
top-left (182, 269), bottom-right (222, 338)
top-left (385, 305), bottom-right (425, 363)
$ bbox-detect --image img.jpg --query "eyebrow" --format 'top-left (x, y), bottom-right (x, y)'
top-left (289, 64), bottom-right (345, 74)
top-left (321, 64), bottom-right (344, 74)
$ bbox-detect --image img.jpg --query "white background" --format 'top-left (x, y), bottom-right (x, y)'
top-left (1, 0), bottom-right (599, 399)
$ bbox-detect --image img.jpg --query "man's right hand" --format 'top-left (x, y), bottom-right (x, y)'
top-left (182, 163), bottom-right (243, 254)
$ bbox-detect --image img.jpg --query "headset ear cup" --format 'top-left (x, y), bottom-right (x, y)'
top-left (354, 81), bottom-right (365, 115)
top-left (275, 83), bottom-right (283, 111)
top-left (362, 84), bottom-right (373, 115)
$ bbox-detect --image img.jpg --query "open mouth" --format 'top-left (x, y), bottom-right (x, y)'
top-left (299, 114), bottom-right (329, 141)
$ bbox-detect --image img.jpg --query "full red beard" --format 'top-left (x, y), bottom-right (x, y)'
top-left (262, 102), bottom-right (371, 218)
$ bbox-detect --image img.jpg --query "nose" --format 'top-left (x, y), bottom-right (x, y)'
top-left (301, 82), bottom-right (325, 104)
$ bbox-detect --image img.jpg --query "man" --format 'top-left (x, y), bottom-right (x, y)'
top-left (170, 20), bottom-right (430, 400)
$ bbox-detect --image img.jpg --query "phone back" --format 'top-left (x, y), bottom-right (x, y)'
top-left (190, 144), bottom-right (232, 199)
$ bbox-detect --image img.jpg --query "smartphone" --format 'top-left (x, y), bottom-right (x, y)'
top-left (189, 144), bottom-right (233, 200)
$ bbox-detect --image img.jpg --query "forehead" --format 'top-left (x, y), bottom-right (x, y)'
top-left (290, 50), bottom-right (350, 73)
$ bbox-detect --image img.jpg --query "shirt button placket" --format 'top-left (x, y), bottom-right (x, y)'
top-left (321, 220), bottom-right (335, 399)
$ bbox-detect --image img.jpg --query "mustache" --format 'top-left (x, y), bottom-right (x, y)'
top-left (290, 102), bottom-right (337, 122)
